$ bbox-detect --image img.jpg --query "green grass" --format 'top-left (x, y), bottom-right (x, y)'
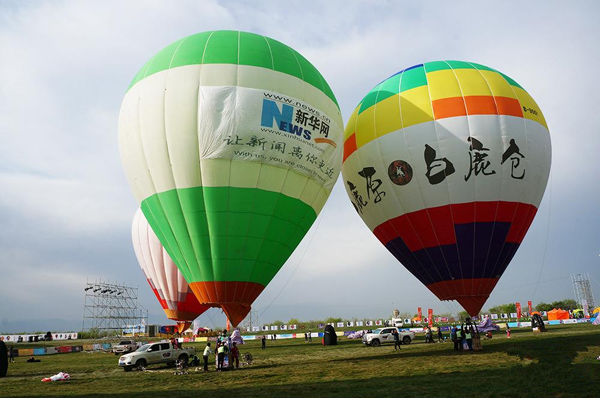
top-left (1, 324), bottom-right (599, 397)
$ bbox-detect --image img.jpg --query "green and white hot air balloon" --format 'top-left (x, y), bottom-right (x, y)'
top-left (118, 31), bottom-right (343, 325)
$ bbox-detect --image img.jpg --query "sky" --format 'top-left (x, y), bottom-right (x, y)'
top-left (1, 0), bottom-right (599, 333)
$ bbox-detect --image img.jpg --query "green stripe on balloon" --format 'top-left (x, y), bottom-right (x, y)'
top-left (141, 186), bottom-right (317, 287)
top-left (127, 30), bottom-right (338, 106)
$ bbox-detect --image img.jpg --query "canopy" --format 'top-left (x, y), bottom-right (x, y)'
top-left (547, 308), bottom-right (569, 321)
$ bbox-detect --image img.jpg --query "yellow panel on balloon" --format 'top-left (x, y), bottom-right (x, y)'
top-left (355, 106), bottom-right (377, 148)
top-left (374, 94), bottom-right (402, 138)
top-left (454, 69), bottom-right (493, 97)
top-left (479, 70), bottom-right (519, 99)
top-left (426, 69), bottom-right (462, 101)
top-left (513, 87), bottom-right (548, 129)
top-left (344, 107), bottom-right (359, 140)
top-left (399, 86), bottom-right (434, 129)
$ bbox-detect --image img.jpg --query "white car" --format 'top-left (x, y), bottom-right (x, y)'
top-left (362, 327), bottom-right (415, 347)
top-left (112, 340), bottom-right (137, 355)
top-left (118, 341), bottom-right (195, 372)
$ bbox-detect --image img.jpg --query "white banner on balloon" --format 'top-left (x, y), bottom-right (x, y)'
top-left (198, 87), bottom-right (343, 191)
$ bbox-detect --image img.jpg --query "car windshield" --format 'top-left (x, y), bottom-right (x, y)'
top-left (119, 341), bottom-right (132, 345)
top-left (372, 328), bottom-right (383, 334)
top-left (136, 344), bottom-right (150, 352)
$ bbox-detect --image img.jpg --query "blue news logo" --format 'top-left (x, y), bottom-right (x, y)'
top-left (260, 99), bottom-right (312, 140)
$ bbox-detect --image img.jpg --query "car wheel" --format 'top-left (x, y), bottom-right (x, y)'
top-left (402, 336), bottom-right (411, 345)
top-left (135, 359), bottom-right (147, 370)
top-left (123, 366), bottom-right (133, 372)
top-left (178, 354), bottom-right (188, 364)
top-left (371, 339), bottom-right (381, 347)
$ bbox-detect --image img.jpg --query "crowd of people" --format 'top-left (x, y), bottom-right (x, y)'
top-left (449, 324), bottom-right (483, 352)
top-left (198, 330), bottom-right (241, 372)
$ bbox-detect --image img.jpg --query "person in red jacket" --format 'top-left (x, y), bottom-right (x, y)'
top-left (230, 342), bottom-right (240, 369)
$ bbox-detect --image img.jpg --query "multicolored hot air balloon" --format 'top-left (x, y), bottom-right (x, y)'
top-left (119, 31), bottom-right (343, 325)
top-left (342, 61), bottom-right (551, 315)
top-left (132, 209), bottom-right (210, 333)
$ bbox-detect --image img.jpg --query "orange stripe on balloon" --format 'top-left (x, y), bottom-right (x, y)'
top-left (495, 96), bottom-right (524, 117)
top-left (314, 137), bottom-right (337, 147)
top-left (465, 95), bottom-right (498, 114)
top-left (432, 97), bottom-right (467, 119)
top-left (343, 133), bottom-right (357, 163)
top-left (189, 281), bottom-right (265, 326)
top-left (433, 95), bottom-right (525, 120)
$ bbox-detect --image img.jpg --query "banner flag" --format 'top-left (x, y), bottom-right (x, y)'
top-left (428, 309), bottom-right (433, 327)
top-left (516, 302), bottom-right (522, 319)
top-left (418, 307), bottom-right (423, 321)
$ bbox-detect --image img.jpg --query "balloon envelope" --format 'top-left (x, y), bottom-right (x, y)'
top-left (132, 209), bottom-right (210, 325)
top-left (119, 31), bottom-right (343, 325)
top-left (342, 61), bottom-right (551, 315)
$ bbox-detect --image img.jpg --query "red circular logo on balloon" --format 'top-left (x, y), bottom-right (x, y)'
top-left (388, 160), bottom-right (413, 185)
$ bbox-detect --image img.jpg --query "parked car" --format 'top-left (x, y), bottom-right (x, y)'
top-left (362, 327), bottom-right (415, 347)
top-left (112, 340), bottom-right (138, 355)
top-left (118, 341), bottom-right (195, 372)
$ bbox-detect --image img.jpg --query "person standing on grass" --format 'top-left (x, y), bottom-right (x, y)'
top-left (217, 342), bottom-right (227, 371)
top-left (437, 327), bottom-right (443, 343)
top-left (231, 342), bottom-right (239, 369)
top-left (308, 331), bottom-right (312, 342)
top-left (261, 335), bottom-right (266, 350)
top-left (393, 329), bottom-right (401, 351)
top-left (455, 326), bottom-right (463, 351)
top-left (8, 345), bottom-right (15, 363)
top-left (472, 326), bottom-right (482, 351)
top-left (202, 342), bottom-right (212, 372)
top-left (465, 326), bottom-right (473, 352)
top-left (506, 324), bottom-right (511, 338)
top-left (451, 326), bottom-right (458, 351)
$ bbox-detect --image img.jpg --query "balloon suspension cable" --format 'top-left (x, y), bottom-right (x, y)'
top-left (256, 197), bottom-right (329, 322)
top-left (202, 307), bottom-right (219, 330)
top-left (531, 169), bottom-right (553, 302)
top-left (589, 274), bottom-right (600, 290)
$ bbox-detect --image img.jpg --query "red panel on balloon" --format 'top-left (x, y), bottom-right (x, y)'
top-left (374, 201), bottom-right (538, 250)
top-left (427, 278), bottom-right (500, 316)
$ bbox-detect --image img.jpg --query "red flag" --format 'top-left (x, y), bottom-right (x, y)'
top-left (527, 300), bottom-right (532, 314)
top-left (516, 302), bottom-right (522, 319)
top-left (428, 309), bottom-right (433, 327)
top-left (417, 307), bottom-right (422, 321)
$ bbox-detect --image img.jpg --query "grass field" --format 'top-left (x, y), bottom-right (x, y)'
top-left (1, 324), bottom-right (599, 398)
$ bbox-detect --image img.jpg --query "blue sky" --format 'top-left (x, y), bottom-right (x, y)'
top-left (1, 0), bottom-right (599, 333)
